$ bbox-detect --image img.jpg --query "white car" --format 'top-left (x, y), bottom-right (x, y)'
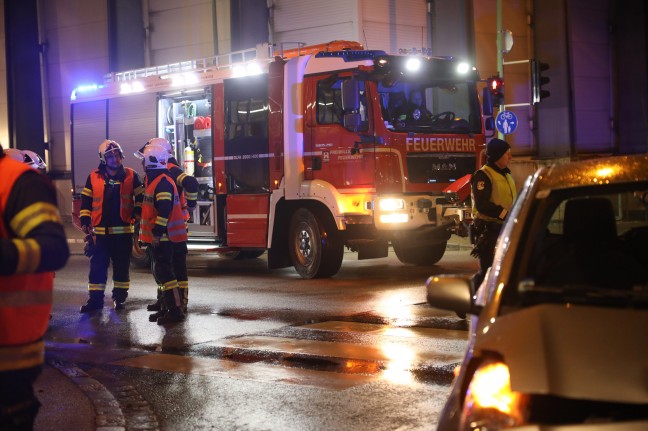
top-left (428, 154), bottom-right (648, 430)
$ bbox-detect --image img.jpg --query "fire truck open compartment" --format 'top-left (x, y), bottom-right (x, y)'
top-left (157, 90), bottom-right (216, 238)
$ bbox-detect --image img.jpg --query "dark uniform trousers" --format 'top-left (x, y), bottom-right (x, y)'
top-left (471, 218), bottom-right (503, 290)
top-left (89, 233), bottom-right (133, 297)
top-left (151, 241), bottom-right (188, 307)
top-left (0, 366), bottom-right (41, 430)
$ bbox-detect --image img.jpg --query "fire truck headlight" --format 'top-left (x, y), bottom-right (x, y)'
top-left (379, 198), bottom-right (406, 211)
top-left (380, 213), bottom-right (409, 224)
top-left (456, 62), bottom-right (471, 74)
top-left (405, 58), bottom-right (421, 72)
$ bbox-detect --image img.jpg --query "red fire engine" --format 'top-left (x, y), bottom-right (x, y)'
top-left (71, 41), bottom-right (490, 278)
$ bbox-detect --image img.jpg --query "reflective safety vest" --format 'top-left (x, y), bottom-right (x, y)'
top-left (89, 167), bottom-right (136, 227)
top-left (168, 161), bottom-right (189, 221)
top-left (140, 173), bottom-right (188, 243)
top-left (0, 156), bottom-right (53, 371)
top-left (472, 164), bottom-right (517, 223)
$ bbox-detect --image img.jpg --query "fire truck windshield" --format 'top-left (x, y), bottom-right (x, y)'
top-left (378, 81), bottom-right (481, 134)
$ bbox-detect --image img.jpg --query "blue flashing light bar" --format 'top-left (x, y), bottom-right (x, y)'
top-left (71, 83), bottom-right (103, 100)
top-left (314, 50), bottom-right (387, 62)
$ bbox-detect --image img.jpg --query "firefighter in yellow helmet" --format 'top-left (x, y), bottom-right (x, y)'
top-left (79, 139), bottom-right (144, 312)
top-left (0, 146), bottom-right (69, 428)
top-left (139, 143), bottom-right (187, 324)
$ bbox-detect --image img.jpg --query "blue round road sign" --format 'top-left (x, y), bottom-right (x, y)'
top-left (495, 110), bottom-right (518, 135)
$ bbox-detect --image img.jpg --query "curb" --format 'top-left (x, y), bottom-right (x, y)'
top-left (47, 359), bottom-right (125, 430)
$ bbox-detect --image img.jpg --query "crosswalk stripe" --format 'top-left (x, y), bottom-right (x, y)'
top-left (219, 335), bottom-right (463, 366)
top-left (301, 320), bottom-right (469, 340)
top-left (110, 353), bottom-right (380, 390)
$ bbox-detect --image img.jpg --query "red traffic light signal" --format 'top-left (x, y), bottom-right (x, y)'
top-left (487, 75), bottom-right (504, 107)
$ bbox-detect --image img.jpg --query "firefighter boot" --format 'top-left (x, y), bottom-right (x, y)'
top-left (156, 289), bottom-right (185, 325)
top-left (149, 290), bottom-right (166, 322)
top-left (156, 306), bottom-right (185, 325)
top-left (112, 288), bottom-right (129, 310)
top-left (80, 291), bottom-right (104, 313)
top-left (146, 288), bottom-right (163, 311)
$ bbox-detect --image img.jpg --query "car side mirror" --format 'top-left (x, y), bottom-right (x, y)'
top-left (426, 275), bottom-right (482, 316)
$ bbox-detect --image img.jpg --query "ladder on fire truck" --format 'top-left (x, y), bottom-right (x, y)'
top-left (102, 40), bottom-right (364, 83)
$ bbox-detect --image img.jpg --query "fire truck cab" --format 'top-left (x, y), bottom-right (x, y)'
top-left (71, 41), bottom-right (488, 278)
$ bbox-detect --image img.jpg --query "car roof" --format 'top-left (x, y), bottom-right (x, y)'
top-left (536, 153), bottom-right (648, 192)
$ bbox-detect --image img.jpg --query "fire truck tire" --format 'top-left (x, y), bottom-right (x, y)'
top-left (392, 241), bottom-right (447, 266)
top-left (289, 208), bottom-right (343, 279)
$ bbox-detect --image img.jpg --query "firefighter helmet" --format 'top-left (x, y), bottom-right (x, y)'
top-left (98, 139), bottom-right (124, 164)
top-left (22, 150), bottom-right (47, 170)
top-left (5, 148), bottom-right (25, 163)
top-left (143, 143), bottom-right (169, 170)
top-left (134, 137), bottom-right (173, 159)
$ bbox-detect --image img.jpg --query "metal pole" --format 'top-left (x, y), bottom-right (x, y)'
top-left (496, 0), bottom-right (504, 138)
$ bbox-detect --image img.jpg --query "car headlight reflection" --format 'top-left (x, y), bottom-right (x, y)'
top-left (460, 360), bottom-right (530, 430)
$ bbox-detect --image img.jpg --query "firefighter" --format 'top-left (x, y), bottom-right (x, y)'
top-left (405, 90), bottom-right (432, 120)
top-left (135, 137), bottom-right (197, 313)
top-left (4, 148), bottom-right (47, 173)
top-left (139, 143), bottom-right (187, 324)
top-left (21, 149), bottom-right (48, 173)
top-left (0, 146), bottom-right (69, 429)
top-left (470, 138), bottom-right (516, 289)
top-left (79, 139), bottom-right (144, 313)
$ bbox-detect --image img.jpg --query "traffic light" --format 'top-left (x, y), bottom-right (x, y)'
top-left (487, 75), bottom-right (504, 107)
top-left (531, 59), bottom-right (550, 103)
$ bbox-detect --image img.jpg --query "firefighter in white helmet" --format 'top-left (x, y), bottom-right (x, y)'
top-left (21, 150), bottom-right (47, 173)
top-left (139, 143), bottom-right (187, 324)
top-left (79, 139), bottom-right (144, 313)
top-left (0, 146), bottom-right (68, 428)
top-left (4, 148), bottom-right (47, 173)
top-left (136, 137), bottom-right (197, 313)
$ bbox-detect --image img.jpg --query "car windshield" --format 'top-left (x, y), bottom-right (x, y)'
top-left (515, 183), bottom-right (648, 309)
top-left (378, 81), bottom-right (481, 134)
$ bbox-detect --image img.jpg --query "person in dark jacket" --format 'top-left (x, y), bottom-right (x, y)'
top-left (470, 138), bottom-right (516, 289)
top-left (0, 146), bottom-right (69, 430)
top-left (79, 140), bottom-right (144, 312)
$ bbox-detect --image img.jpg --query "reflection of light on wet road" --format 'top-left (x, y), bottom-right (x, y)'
top-left (380, 342), bottom-right (415, 384)
top-left (375, 293), bottom-right (417, 326)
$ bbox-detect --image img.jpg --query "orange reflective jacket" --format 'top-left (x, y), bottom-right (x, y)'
top-left (140, 173), bottom-right (188, 243)
top-left (0, 156), bottom-right (53, 371)
top-left (89, 167), bottom-right (136, 226)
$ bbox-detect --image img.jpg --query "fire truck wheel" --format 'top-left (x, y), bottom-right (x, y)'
top-left (392, 241), bottom-right (447, 266)
top-left (289, 208), bottom-right (343, 279)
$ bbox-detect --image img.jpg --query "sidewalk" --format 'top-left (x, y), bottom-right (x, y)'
top-left (34, 361), bottom-right (96, 430)
top-left (34, 224), bottom-right (96, 430)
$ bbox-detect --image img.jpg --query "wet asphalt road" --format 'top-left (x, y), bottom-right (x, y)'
top-left (38, 241), bottom-right (477, 430)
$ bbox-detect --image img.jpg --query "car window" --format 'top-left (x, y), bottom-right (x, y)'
top-left (517, 185), bottom-right (648, 308)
